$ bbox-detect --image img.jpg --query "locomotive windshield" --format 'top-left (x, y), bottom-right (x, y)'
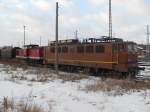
top-left (127, 43), bottom-right (137, 53)
top-left (113, 42), bottom-right (137, 53)
top-left (113, 43), bottom-right (126, 52)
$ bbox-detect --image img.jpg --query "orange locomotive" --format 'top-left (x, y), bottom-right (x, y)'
top-left (44, 37), bottom-right (138, 77)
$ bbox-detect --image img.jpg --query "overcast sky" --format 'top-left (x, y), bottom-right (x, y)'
top-left (0, 0), bottom-right (150, 47)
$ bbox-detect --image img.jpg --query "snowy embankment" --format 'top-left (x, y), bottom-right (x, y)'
top-left (0, 64), bottom-right (150, 112)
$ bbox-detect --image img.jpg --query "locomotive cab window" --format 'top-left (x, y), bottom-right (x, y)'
top-left (50, 47), bottom-right (55, 53)
top-left (69, 46), bottom-right (75, 53)
top-left (51, 47), bottom-right (61, 53)
top-left (113, 44), bottom-right (118, 53)
top-left (96, 45), bottom-right (105, 53)
top-left (58, 47), bottom-right (61, 53)
top-left (62, 46), bottom-right (68, 53)
top-left (86, 45), bottom-right (93, 53)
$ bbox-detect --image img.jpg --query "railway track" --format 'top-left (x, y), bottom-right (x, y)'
top-left (136, 75), bottom-right (150, 81)
top-left (0, 59), bottom-right (150, 82)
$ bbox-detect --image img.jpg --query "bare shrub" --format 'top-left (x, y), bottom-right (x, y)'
top-left (36, 72), bottom-right (49, 82)
top-left (2, 68), bottom-right (9, 74)
top-left (20, 75), bottom-right (27, 80)
top-left (47, 102), bottom-right (53, 112)
top-left (2, 97), bottom-right (14, 111)
top-left (0, 97), bottom-right (50, 112)
top-left (11, 74), bottom-right (19, 79)
top-left (30, 74), bottom-right (51, 82)
top-left (19, 102), bottom-right (43, 112)
top-left (85, 80), bottom-right (106, 92)
top-left (105, 79), bottom-right (150, 90)
top-left (37, 76), bottom-right (48, 82)
top-left (30, 105), bottom-right (43, 112)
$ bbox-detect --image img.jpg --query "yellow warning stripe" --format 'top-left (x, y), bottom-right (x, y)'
top-left (46, 59), bottom-right (118, 64)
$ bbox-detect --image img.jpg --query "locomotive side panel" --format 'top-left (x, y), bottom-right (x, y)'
top-left (44, 40), bottom-right (138, 74)
top-left (28, 47), bottom-right (44, 64)
top-left (16, 48), bottom-right (29, 59)
top-left (44, 43), bottom-right (115, 70)
top-left (113, 52), bottom-right (128, 72)
top-left (28, 47), bottom-right (44, 60)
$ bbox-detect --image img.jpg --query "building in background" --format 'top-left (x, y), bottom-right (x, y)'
top-left (137, 44), bottom-right (150, 61)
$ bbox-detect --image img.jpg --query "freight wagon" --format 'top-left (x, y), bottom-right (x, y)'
top-left (1, 46), bottom-right (20, 59)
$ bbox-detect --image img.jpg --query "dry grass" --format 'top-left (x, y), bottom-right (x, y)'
top-left (0, 59), bottom-right (28, 69)
top-left (19, 102), bottom-right (43, 112)
top-left (58, 74), bottom-right (88, 82)
top-left (85, 78), bottom-right (150, 95)
top-left (30, 75), bottom-right (49, 82)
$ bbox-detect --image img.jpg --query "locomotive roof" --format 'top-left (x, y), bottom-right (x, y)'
top-left (24, 44), bottom-right (39, 48)
top-left (124, 41), bottom-right (137, 45)
top-left (1, 46), bottom-right (13, 49)
top-left (49, 36), bottom-right (124, 46)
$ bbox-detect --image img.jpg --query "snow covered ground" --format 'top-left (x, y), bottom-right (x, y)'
top-left (0, 64), bottom-right (150, 112)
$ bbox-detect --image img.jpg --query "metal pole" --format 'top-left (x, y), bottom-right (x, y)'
top-left (147, 25), bottom-right (150, 57)
top-left (24, 25), bottom-right (26, 47)
top-left (109, 0), bottom-right (114, 69)
top-left (55, 2), bottom-right (59, 75)
top-left (40, 36), bottom-right (41, 46)
top-left (109, 0), bottom-right (112, 38)
top-left (75, 30), bottom-right (78, 39)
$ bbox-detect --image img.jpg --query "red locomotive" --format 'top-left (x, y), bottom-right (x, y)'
top-left (28, 45), bottom-right (44, 64)
top-left (16, 45), bottom-right (44, 64)
top-left (16, 48), bottom-right (28, 59)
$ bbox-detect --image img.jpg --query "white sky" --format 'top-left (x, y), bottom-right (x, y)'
top-left (0, 0), bottom-right (150, 47)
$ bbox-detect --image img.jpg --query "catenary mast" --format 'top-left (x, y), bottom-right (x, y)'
top-left (109, 0), bottom-right (112, 38)
top-left (55, 2), bottom-right (59, 75)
